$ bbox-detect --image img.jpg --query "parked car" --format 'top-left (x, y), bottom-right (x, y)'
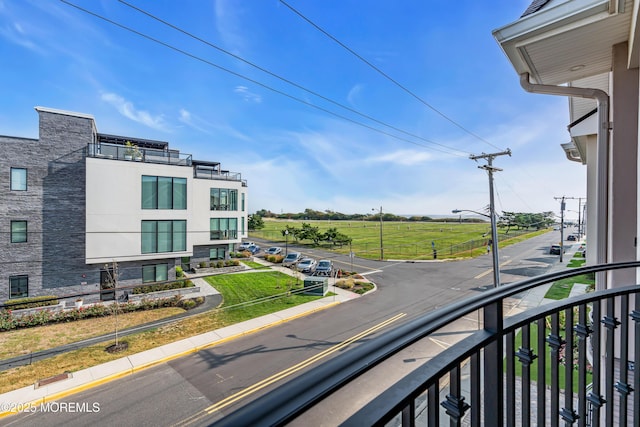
top-left (297, 258), bottom-right (317, 273)
top-left (282, 252), bottom-right (302, 267)
top-left (265, 246), bottom-right (283, 255)
top-left (238, 241), bottom-right (254, 251)
top-left (549, 244), bottom-right (562, 255)
top-left (247, 244), bottom-right (260, 254)
top-left (314, 260), bottom-right (333, 276)
top-left (567, 234), bottom-right (577, 241)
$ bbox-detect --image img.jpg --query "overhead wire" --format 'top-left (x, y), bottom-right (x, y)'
top-left (117, 0), bottom-right (469, 157)
top-left (60, 0), bottom-right (467, 157)
top-left (279, 0), bottom-right (506, 152)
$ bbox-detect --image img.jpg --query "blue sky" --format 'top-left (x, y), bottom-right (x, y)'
top-left (0, 0), bottom-right (586, 219)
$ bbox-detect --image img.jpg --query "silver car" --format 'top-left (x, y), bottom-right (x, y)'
top-left (314, 260), bottom-right (333, 276)
top-left (297, 258), bottom-right (317, 273)
top-left (282, 252), bottom-right (302, 267)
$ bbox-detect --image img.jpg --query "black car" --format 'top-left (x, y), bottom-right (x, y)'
top-left (550, 244), bottom-right (562, 255)
top-left (567, 235), bottom-right (577, 241)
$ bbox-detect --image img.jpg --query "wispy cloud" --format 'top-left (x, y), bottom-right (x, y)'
top-left (178, 108), bottom-right (251, 141)
top-left (234, 86), bottom-right (262, 103)
top-left (366, 149), bottom-right (433, 166)
top-left (347, 84), bottom-right (364, 105)
top-left (101, 93), bottom-right (168, 131)
top-left (214, 0), bottom-right (246, 54)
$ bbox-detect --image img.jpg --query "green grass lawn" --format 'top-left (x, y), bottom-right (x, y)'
top-left (545, 253), bottom-right (594, 300)
top-left (205, 271), bottom-right (326, 323)
top-left (251, 219), bottom-right (550, 260)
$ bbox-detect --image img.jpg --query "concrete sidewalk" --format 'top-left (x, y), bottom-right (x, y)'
top-left (0, 263), bottom-right (362, 418)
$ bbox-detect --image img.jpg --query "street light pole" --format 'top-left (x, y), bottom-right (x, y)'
top-left (284, 229), bottom-right (289, 256)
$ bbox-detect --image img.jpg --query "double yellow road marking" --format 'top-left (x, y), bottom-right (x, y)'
top-left (176, 312), bottom-right (406, 425)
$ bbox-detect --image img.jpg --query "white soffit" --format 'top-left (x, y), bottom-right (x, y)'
top-left (494, 0), bottom-right (634, 85)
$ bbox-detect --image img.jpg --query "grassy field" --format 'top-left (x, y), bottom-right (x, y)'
top-left (0, 271), bottom-right (323, 394)
top-left (251, 219), bottom-right (551, 260)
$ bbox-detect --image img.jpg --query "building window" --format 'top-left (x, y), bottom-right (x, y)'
top-left (141, 220), bottom-right (187, 253)
top-left (209, 248), bottom-right (226, 260)
top-left (210, 188), bottom-right (238, 211)
top-left (9, 275), bottom-right (28, 298)
top-left (11, 220), bottom-right (27, 243)
top-left (210, 218), bottom-right (238, 240)
top-left (142, 176), bottom-right (187, 209)
top-left (142, 264), bottom-right (168, 283)
top-left (241, 216), bottom-right (245, 235)
top-left (10, 168), bottom-right (27, 191)
top-left (241, 193), bottom-right (245, 211)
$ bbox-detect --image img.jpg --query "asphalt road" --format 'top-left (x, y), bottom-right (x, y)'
top-left (3, 228), bottom-right (579, 427)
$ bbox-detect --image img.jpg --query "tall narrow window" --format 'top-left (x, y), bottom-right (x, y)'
top-left (11, 220), bottom-right (27, 243)
top-left (9, 275), bottom-right (28, 298)
top-left (241, 193), bottom-right (245, 211)
top-left (10, 168), bottom-right (27, 191)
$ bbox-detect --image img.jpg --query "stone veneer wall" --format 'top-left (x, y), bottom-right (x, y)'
top-left (0, 110), bottom-right (96, 300)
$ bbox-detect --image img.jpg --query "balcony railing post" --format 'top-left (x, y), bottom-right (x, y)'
top-left (483, 300), bottom-right (503, 424)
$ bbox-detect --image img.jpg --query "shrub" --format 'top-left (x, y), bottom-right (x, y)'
top-left (4, 295), bottom-right (59, 310)
top-left (209, 261), bottom-right (216, 268)
top-left (132, 280), bottom-right (195, 294)
top-left (176, 266), bottom-right (184, 278)
top-left (199, 261), bottom-right (207, 268)
top-left (266, 255), bottom-right (284, 263)
top-left (335, 278), bottom-right (355, 290)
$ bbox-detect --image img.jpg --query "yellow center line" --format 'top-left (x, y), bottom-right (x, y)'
top-left (474, 259), bottom-right (512, 279)
top-left (174, 313), bottom-right (406, 425)
top-left (205, 312), bottom-right (406, 414)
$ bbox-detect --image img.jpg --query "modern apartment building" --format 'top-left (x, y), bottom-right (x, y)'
top-left (0, 107), bottom-right (248, 302)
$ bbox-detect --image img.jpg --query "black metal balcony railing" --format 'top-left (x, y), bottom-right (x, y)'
top-left (213, 261), bottom-right (640, 426)
top-left (87, 143), bottom-right (192, 166)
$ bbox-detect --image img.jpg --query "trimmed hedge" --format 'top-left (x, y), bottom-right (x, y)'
top-left (3, 296), bottom-right (59, 310)
top-left (0, 296), bottom-right (185, 332)
top-left (132, 280), bottom-right (195, 295)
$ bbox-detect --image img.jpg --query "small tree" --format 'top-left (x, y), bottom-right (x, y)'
top-left (248, 214), bottom-right (265, 230)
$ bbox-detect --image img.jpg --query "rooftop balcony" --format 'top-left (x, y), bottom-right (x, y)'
top-left (87, 142), bottom-right (246, 186)
top-left (214, 262), bottom-right (640, 426)
top-left (87, 142), bottom-right (192, 166)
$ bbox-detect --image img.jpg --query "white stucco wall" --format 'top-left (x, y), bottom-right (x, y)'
top-left (85, 158), bottom-right (247, 264)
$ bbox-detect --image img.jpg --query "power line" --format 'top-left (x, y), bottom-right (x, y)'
top-left (117, 0), bottom-right (469, 157)
top-left (279, 0), bottom-right (505, 152)
top-left (59, 0), bottom-right (466, 157)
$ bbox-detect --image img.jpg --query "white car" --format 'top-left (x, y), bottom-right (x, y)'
top-left (238, 241), bottom-right (254, 251)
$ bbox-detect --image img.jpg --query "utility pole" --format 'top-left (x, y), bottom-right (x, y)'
top-left (555, 197), bottom-right (566, 262)
top-left (555, 196), bottom-right (582, 261)
top-left (470, 149), bottom-right (511, 287)
top-left (372, 206), bottom-right (383, 260)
